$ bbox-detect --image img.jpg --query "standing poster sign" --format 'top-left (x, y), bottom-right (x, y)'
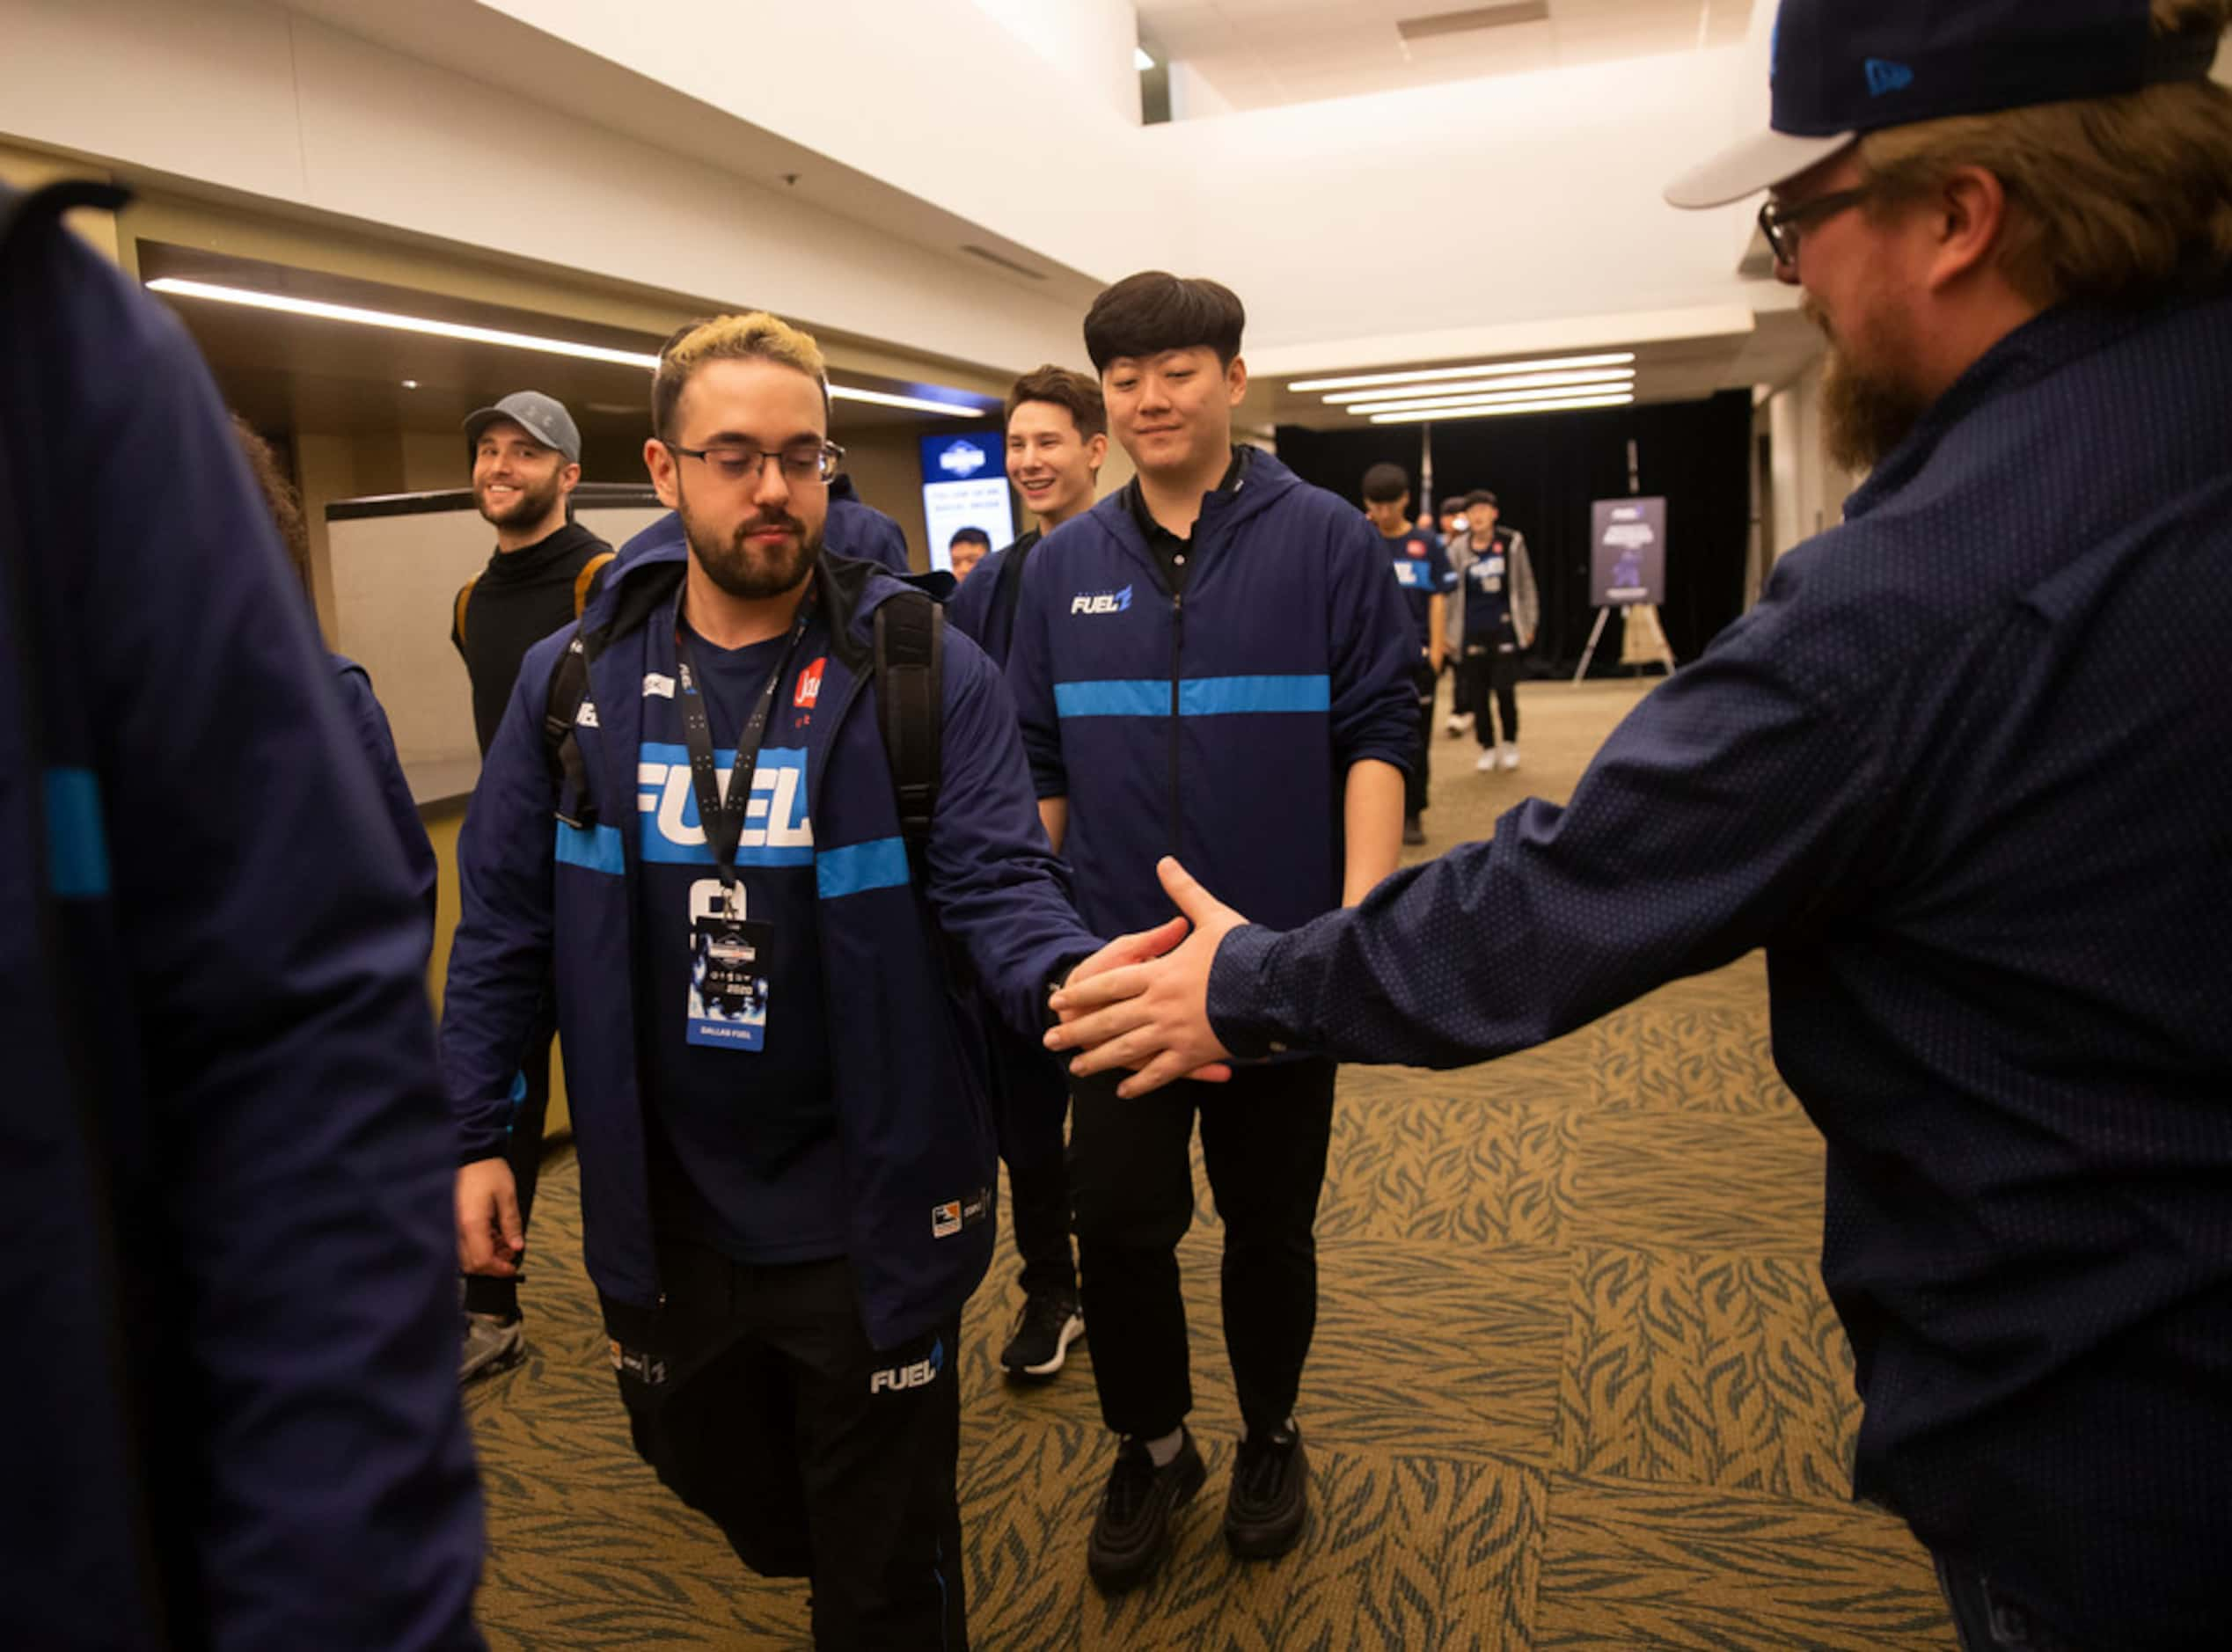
top-left (1576, 495), bottom-right (1676, 680)
top-left (919, 432), bottom-right (1014, 574)
top-left (1591, 496), bottom-right (1668, 605)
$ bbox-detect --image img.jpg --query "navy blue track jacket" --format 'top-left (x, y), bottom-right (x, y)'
top-left (1208, 289), bottom-right (2232, 1648)
top-left (440, 541), bottom-right (1101, 1349)
top-left (333, 653), bottom-right (439, 936)
top-left (947, 529), bottom-right (1039, 669)
top-left (1008, 450), bottom-right (1416, 939)
top-left (827, 472), bottom-right (911, 574)
top-left (0, 184), bottom-right (483, 1649)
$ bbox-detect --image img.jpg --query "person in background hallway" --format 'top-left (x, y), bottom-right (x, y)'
top-left (1047, 4), bottom-right (2232, 1647)
top-left (825, 470), bottom-right (914, 574)
top-left (1439, 496), bottom-right (1475, 737)
top-left (232, 413), bottom-right (436, 935)
top-left (449, 389), bottom-right (613, 1383)
top-left (443, 311), bottom-right (1110, 1648)
top-left (949, 364), bottom-right (1110, 1382)
top-left (2, 178), bottom-right (483, 1648)
top-left (1451, 490), bottom-right (1537, 771)
top-left (1006, 272), bottom-right (1416, 1596)
top-left (1362, 462), bottom-right (1452, 846)
top-left (948, 524), bottom-right (992, 583)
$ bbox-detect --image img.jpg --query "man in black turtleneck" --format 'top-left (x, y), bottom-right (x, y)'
top-left (450, 389), bottom-right (611, 1381)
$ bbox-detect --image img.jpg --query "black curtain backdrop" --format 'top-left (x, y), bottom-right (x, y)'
top-left (1277, 389), bottom-right (1754, 676)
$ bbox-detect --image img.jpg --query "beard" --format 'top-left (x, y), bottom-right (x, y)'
top-left (682, 502), bottom-right (822, 600)
top-left (1807, 295), bottom-right (1933, 474)
top-left (475, 471), bottom-right (562, 530)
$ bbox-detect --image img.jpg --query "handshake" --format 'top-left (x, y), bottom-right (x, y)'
top-left (1046, 858), bottom-right (1250, 1098)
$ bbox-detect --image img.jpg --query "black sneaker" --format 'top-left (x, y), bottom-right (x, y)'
top-left (999, 1292), bottom-right (1084, 1381)
top-left (1087, 1429), bottom-right (1206, 1595)
top-left (1402, 815), bottom-right (1427, 846)
top-left (1224, 1424), bottom-right (1308, 1560)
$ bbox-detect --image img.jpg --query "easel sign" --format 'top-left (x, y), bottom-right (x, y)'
top-left (1576, 495), bottom-right (1676, 680)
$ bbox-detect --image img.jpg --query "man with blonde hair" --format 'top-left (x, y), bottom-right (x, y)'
top-left (1047, 4), bottom-right (2232, 1644)
top-left (443, 311), bottom-right (1110, 1646)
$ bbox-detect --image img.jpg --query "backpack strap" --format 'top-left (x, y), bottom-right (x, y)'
top-left (872, 591), bottom-right (944, 874)
top-left (453, 574), bottom-right (479, 648)
top-left (572, 550), bottom-right (615, 619)
top-left (993, 533), bottom-right (1039, 648)
top-left (543, 628), bottom-right (596, 827)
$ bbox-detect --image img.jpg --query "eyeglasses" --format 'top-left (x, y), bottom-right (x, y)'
top-left (663, 440), bottom-right (844, 486)
top-left (1758, 187), bottom-right (1870, 267)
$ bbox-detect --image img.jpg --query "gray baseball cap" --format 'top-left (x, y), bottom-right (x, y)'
top-left (463, 391), bottom-right (582, 464)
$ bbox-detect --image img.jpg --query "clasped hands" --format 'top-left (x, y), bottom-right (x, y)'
top-left (1046, 857), bottom-right (1248, 1099)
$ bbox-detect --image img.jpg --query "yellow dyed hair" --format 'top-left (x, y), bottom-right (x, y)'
top-left (652, 311), bottom-right (829, 439)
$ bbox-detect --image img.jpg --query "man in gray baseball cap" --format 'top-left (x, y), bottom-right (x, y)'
top-left (450, 386), bottom-right (613, 1385)
top-left (463, 388), bottom-right (582, 467)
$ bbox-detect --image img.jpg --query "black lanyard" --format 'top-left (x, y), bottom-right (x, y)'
top-left (675, 594), bottom-right (815, 903)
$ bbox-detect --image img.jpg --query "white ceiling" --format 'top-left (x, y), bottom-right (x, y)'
top-left (1139, 0), bottom-right (1754, 112)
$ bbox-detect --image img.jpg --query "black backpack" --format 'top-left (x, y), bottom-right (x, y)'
top-left (541, 586), bottom-right (945, 871)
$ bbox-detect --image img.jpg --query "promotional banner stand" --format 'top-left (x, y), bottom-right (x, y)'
top-left (1576, 440), bottom-right (1676, 682)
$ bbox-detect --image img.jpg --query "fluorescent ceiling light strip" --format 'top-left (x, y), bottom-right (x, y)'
top-left (143, 276), bottom-right (984, 418)
top-left (1291, 353), bottom-right (1636, 392)
top-left (1328, 368), bottom-right (1636, 404)
top-left (1370, 393), bottom-right (1634, 424)
top-left (824, 384), bottom-right (984, 417)
top-left (1357, 384), bottom-right (1636, 414)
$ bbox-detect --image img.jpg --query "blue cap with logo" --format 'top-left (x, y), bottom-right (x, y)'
top-left (1666, 0), bottom-right (2223, 208)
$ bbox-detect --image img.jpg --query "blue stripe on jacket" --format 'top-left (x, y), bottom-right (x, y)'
top-left (42, 767), bottom-right (110, 896)
top-left (1055, 674), bottom-right (1333, 719)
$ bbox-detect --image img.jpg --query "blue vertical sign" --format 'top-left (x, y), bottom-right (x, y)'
top-left (920, 432), bottom-right (1014, 573)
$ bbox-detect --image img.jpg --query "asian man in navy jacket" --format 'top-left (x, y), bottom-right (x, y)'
top-left (1007, 271), bottom-right (1416, 1595)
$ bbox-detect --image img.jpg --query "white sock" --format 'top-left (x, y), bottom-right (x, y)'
top-left (1143, 1428), bottom-right (1185, 1467)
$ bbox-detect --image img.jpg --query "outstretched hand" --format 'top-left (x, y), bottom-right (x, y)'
top-left (1047, 858), bottom-right (1243, 1099)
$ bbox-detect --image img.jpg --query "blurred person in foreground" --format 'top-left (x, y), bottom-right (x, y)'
top-left (1, 179), bottom-right (482, 1648)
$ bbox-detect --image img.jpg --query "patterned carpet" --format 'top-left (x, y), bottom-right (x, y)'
top-left (462, 677), bottom-right (1957, 1650)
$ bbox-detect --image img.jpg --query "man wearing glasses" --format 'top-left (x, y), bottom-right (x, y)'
top-left (443, 311), bottom-right (1109, 1646)
top-left (1045, 3), bottom-right (2232, 1647)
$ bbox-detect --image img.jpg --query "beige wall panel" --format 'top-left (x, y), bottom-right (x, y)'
top-left (327, 498), bottom-right (670, 801)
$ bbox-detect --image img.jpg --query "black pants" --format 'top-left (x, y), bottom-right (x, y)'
top-left (462, 994), bottom-right (556, 1319)
top-left (1069, 1058), bottom-right (1337, 1439)
top-left (1936, 1556), bottom-right (2089, 1651)
top-left (1406, 659), bottom-right (1437, 817)
top-left (609, 1246), bottom-right (967, 1650)
top-left (1463, 637), bottom-right (1520, 747)
top-left (991, 1020), bottom-right (1078, 1300)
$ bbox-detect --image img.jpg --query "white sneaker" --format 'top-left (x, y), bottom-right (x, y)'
top-left (1475, 749), bottom-right (1498, 772)
top-left (1498, 743), bottom-right (1520, 771)
top-left (1445, 712), bottom-right (1473, 737)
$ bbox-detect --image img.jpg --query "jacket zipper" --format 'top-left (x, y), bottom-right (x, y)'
top-left (1168, 587), bottom-right (1184, 859)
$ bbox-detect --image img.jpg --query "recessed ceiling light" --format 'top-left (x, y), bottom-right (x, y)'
top-left (1369, 393), bottom-right (1633, 424)
top-left (1327, 368), bottom-right (1636, 404)
top-left (1292, 353), bottom-right (1636, 392)
top-left (399, 378), bottom-right (420, 390)
top-left (144, 277), bottom-right (991, 420)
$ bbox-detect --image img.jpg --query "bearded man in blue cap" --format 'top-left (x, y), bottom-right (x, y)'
top-left (1047, 4), bottom-right (2232, 1646)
